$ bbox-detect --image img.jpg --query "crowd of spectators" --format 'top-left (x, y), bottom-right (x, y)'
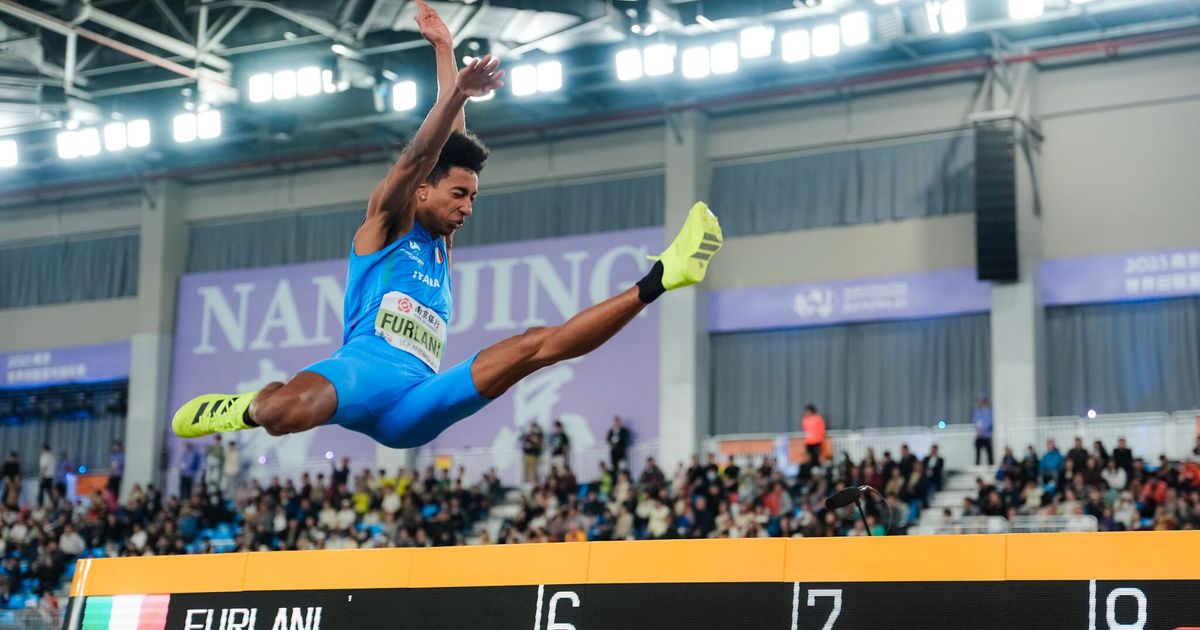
top-left (973, 435), bottom-right (1200, 531)
top-left (15, 425), bottom-right (1099, 620)
top-left (1, 452), bottom-right (502, 614)
top-left (495, 442), bottom-right (946, 544)
top-left (2, 438), bottom-right (955, 608)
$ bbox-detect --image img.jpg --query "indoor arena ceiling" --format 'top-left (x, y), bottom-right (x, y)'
top-left (0, 0), bottom-right (1198, 200)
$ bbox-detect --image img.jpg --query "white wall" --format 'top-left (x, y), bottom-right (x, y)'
top-left (1038, 50), bottom-right (1200, 259)
top-left (2, 48), bottom-right (1198, 353)
top-left (0, 299), bottom-right (139, 352)
top-left (0, 194), bottom-right (142, 241)
top-left (709, 213), bottom-right (976, 289)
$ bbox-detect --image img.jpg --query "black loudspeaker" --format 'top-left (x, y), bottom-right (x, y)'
top-left (974, 122), bottom-right (1019, 282)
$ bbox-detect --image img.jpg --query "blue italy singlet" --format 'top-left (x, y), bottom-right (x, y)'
top-left (302, 220), bottom-right (491, 449)
top-left (342, 220), bottom-right (453, 367)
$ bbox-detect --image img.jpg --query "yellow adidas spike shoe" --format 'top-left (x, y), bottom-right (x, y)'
top-left (172, 392), bottom-right (257, 438)
top-left (654, 201), bottom-right (723, 290)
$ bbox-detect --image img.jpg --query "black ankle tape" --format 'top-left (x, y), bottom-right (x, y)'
top-left (636, 261), bottom-right (666, 304)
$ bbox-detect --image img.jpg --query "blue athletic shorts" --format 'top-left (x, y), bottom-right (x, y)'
top-left (302, 336), bottom-right (491, 448)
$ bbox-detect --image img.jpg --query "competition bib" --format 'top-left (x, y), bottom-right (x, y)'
top-left (374, 291), bottom-right (447, 372)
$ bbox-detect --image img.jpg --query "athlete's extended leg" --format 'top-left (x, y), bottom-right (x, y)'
top-left (471, 287), bottom-right (646, 398)
top-left (472, 201), bottom-right (722, 399)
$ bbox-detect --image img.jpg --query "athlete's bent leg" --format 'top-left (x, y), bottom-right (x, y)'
top-left (249, 372), bottom-right (338, 436)
top-left (172, 370), bottom-right (337, 439)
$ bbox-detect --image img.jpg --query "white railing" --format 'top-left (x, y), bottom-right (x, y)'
top-left (414, 440), bottom-right (659, 487)
top-left (1002, 412), bottom-right (1198, 461)
top-left (707, 411), bottom-right (1199, 476)
top-left (705, 423), bottom-right (978, 472)
top-left (913, 514), bottom-right (1098, 536)
top-left (0, 607), bottom-right (62, 630)
top-left (1008, 514), bottom-right (1100, 534)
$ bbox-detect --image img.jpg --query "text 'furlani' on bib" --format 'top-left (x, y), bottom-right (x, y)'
top-left (374, 291), bottom-right (447, 372)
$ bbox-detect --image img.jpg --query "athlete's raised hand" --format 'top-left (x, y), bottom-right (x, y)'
top-left (414, 0), bottom-right (452, 50)
top-left (457, 54), bottom-right (504, 98)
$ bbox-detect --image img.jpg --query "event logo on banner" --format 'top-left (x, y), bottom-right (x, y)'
top-left (168, 227), bottom-right (660, 479)
top-left (709, 268), bottom-right (991, 333)
top-left (1, 342), bottom-right (130, 389)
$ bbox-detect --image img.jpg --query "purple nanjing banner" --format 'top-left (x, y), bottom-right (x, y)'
top-left (1042, 247), bottom-right (1200, 306)
top-left (168, 228), bottom-right (660, 477)
top-left (1, 341), bottom-right (130, 389)
top-left (709, 268), bottom-right (991, 333)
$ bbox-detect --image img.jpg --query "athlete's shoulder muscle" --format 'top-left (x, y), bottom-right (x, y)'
top-left (354, 209), bottom-right (411, 256)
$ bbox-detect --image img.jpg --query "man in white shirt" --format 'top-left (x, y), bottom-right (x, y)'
top-left (59, 524), bottom-right (86, 558)
top-left (38, 445), bottom-right (56, 507)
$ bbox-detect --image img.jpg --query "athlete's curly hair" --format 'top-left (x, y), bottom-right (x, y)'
top-left (427, 131), bottom-right (489, 185)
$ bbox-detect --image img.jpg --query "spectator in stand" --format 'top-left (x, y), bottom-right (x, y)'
top-left (606, 416), bottom-right (631, 473)
top-left (998, 446), bottom-right (1020, 484)
top-left (1092, 440), bottom-right (1110, 467)
top-left (3, 451), bottom-right (21, 509)
top-left (1067, 437), bottom-right (1089, 474)
top-left (548, 421), bottom-right (571, 473)
top-left (107, 441), bottom-right (125, 499)
top-left (898, 444), bottom-right (918, 480)
top-left (222, 440), bottom-right (241, 496)
top-left (38, 445), bottom-right (56, 507)
top-left (972, 395), bottom-right (994, 466)
top-left (801, 405), bottom-right (826, 469)
top-left (638, 457), bottom-right (666, 494)
top-left (179, 443), bottom-right (202, 501)
top-left (1020, 446), bottom-right (1039, 485)
top-left (2, 451), bottom-right (19, 485)
top-left (204, 436), bottom-right (224, 496)
top-left (54, 450), bottom-right (72, 496)
top-left (1113, 437), bottom-right (1134, 474)
top-left (721, 456), bottom-right (740, 493)
top-left (58, 524), bottom-right (85, 559)
top-left (880, 451), bottom-right (897, 484)
top-left (1193, 435), bottom-right (1200, 458)
top-left (903, 461), bottom-right (929, 514)
top-left (1101, 458), bottom-right (1128, 491)
top-left (884, 467), bottom-right (904, 499)
top-left (1039, 439), bottom-right (1065, 485)
top-left (332, 456), bottom-right (351, 490)
top-left (1083, 457), bottom-right (1104, 489)
top-left (520, 422), bottom-right (544, 486)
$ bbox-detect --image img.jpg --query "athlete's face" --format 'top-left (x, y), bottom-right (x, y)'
top-left (417, 167), bottom-right (478, 237)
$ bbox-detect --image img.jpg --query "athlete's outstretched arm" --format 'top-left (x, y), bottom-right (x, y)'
top-left (360, 55), bottom-right (501, 232)
top-left (414, 0), bottom-right (465, 133)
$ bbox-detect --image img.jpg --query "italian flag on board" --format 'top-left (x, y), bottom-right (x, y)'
top-left (82, 594), bottom-right (170, 630)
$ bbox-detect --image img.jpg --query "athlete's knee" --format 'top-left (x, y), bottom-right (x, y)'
top-left (253, 388), bottom-right (313, 436)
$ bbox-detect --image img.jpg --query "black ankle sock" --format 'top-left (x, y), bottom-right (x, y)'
top-left (636, 260), bottom-right (666, 304)
top-left (243, 406), bottom-right (258, 428)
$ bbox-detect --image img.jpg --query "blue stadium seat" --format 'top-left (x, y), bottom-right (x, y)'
top-left (5, 594), bottom-right (34, 610)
